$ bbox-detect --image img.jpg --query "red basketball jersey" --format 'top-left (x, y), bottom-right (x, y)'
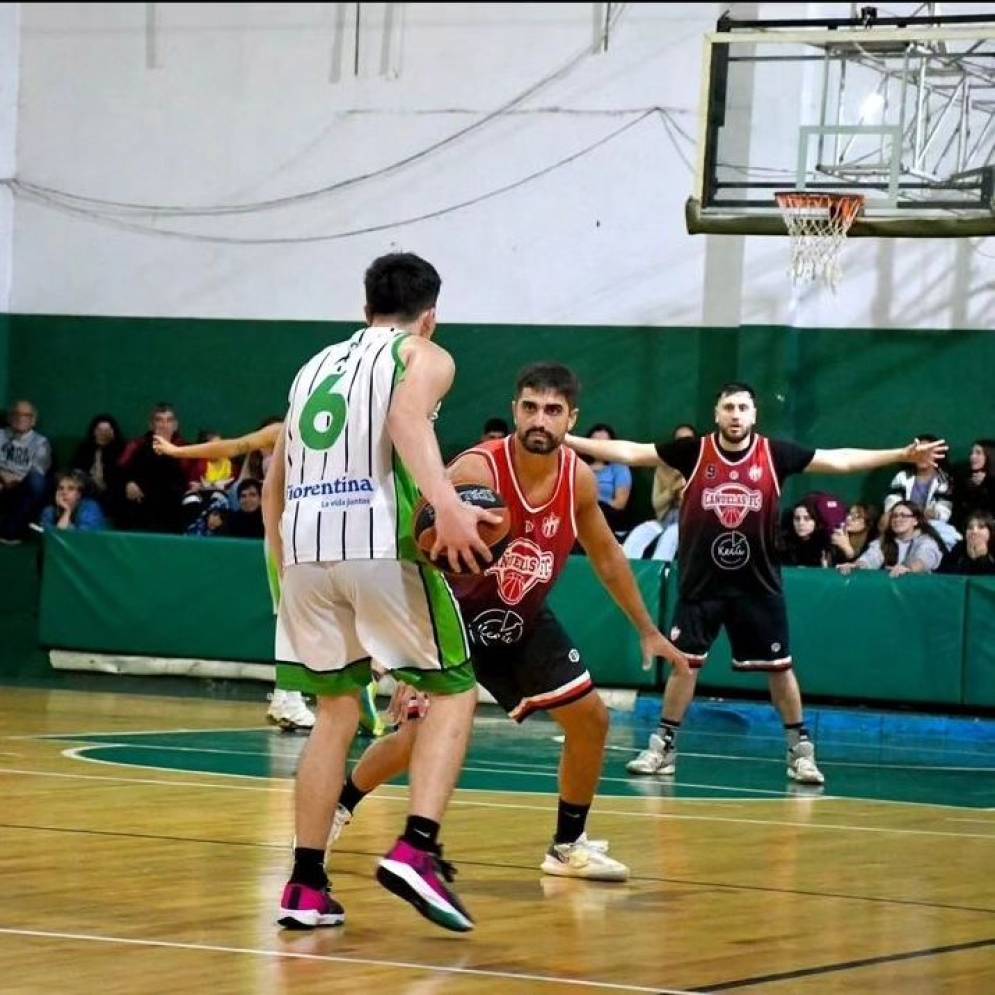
top-left (452, 437), bottom-right (578, 645)
top-left (679, 433), bottom-right (783, 598)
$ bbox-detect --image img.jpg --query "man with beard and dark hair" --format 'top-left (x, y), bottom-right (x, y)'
top-left (568, 381), bottom-right (948, 787)
top-left (327, 362), bottom-right (689, 883)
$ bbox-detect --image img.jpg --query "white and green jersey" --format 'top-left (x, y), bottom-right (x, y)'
top-left (281, 325), bottom-right (420, 566)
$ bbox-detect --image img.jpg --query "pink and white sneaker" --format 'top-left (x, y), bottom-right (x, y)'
top-left (277, 881), bottom-right (345, 930)
top-left (376, 839), bottom-right (474, 933)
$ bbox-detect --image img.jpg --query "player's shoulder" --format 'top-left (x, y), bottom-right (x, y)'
top-left (571, 454), bottom-right (598, 501)
top-left (447, 448), bottom-right (497, 488)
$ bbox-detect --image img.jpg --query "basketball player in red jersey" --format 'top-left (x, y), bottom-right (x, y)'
top-left (568, 382), bottom-right (947, 786)
top-left (331, 363), bottom-right (689, 881)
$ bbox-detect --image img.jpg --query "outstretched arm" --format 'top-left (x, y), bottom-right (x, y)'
top-left (565, 433), bottom-right (663, 468)
top-left (807, 437), bottom-right (947, 475)
top-left (573, 462), bottom-right (689, 673)
top-left (154, 422), bottom-right (282, 460)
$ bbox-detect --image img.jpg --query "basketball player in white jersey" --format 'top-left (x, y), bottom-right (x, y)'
top-left (265, 252), bottom-right (498, 934)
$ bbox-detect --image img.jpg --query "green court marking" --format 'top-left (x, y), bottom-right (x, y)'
top-left (43, 712), bottom-right (995, 809)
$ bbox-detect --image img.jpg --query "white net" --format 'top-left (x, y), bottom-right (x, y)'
top-left (775, 191), bottom-right (864, 291)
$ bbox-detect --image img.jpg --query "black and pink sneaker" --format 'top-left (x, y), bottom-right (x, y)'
top-left (376, 839), bottom-right (474, 933)
top-left (277, 881), bottom-right (345, 930)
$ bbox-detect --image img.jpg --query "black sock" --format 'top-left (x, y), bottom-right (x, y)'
top-left (785, 722), bottom-right (809, 749)
top-left (290, 846), bottom-right (327, 890)
top-left (555, 799), bottom-right (591, 844)
top-left (656, 718), bottom-right (681, 750)
top-left (339, 775), bottom-right (369, 814)
top-left (402, 815), bottom-right (440, 852)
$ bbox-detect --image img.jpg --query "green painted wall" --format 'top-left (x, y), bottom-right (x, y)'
top-left (13, 314), bottom-right (994, 514)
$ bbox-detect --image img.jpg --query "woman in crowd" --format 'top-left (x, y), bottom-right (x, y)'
top-left (585, 423), bottom-right (632, 532)
top-left (938, 511), bottom-right (995, 575)
top-left (829, 502), bottom-right (877, 565)
top-left (71, 413), bottom-right (124, 513)
top-left (40, 470), bottom-right (107, 532)
top-left (781, 499), bottom-right (832, 567)
top-left (953, 440), bottom-right (995, 529)
top-left (838, 501), bottom-right (944, 578)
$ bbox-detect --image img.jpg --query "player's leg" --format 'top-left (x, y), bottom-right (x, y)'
top-left (727, 594), bottom-right (824, 785)
top-left (627, 598), bottom-right (717, 776)
top-left (353, 560), bottom-right (477, 932)
top-left (273, 562), bottom-right (371, 929)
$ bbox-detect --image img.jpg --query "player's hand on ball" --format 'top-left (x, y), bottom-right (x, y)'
top-left (388, 681), bottom-right (428, 724)
top-left (431, 495), bottom-right (502, 574)
top-left (905, 437), bottom-right (947, 466)
top-left (641, 630), bottom-right (691, 675)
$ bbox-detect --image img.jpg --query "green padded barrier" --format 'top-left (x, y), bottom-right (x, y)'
top-left (547, 557), bottom-right (664, 689)
top-left (665, 566), bottom-right (966, 705)
top-left (39, 531), bottom-right (275, 662)
top-left (964, 578), bottom-right (995, 708)
top-left (38, 533), bottom-right (662, 686)
top-left (0, 543), bottom-right (49, 680)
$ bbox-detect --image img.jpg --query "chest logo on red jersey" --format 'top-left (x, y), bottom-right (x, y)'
top-left (702, 483), bottom-right (763, 528)
top-left (540, 513), bottom-right (561, 539)
top-left (486, 537), bottom-right (555, 605)
top-left (748, 464), bottom-right (764, 482)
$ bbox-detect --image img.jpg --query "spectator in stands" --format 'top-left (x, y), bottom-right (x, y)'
top-left (884, 432), bottom-right (953, 523)
top-left (186, 490), bottom-right (229, 537)
top-left (938, 511), bottom-right (995, 575)
top-left (117, 403), bottom-right (192, 534)
top-left (480, 417), bottom-right (509, 442)
top-left (952, 440), bottom-right (995, 529)
top-left (71, 414), bottom-right (124, 515)
top-left (781, 499), bottom-right (832, 567)
top-left (0, 400), bottom-right (52, 543)
top-left (652, 424), bottom-right (697, 525)
top-left (829, 502), bottom-right (878, 564)
top-left (838, 501), bottom-right (943, 578)
top-left (40, 470), bottom-right (107, 532)
top-left (229, 416), bottom-right (282, 500)
top-left (189, 430), bottom-right (236, 493)
top-left (228, 478), bottom-right (265, 539)
top-left (586, 423), bottom-right (632, 532)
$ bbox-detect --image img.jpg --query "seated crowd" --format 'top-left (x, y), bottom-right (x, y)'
top-left (2, 399), bottom-right (993, 577)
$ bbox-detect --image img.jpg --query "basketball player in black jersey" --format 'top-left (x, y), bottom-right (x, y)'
top-left (568, 382), bottom-right (947, 785)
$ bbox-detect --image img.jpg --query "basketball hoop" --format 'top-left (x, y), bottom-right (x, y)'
top-left (775, 191), bottom-right (864, 291)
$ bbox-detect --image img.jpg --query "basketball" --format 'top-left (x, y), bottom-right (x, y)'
top-left (413, 484), bottom-right (511, 571)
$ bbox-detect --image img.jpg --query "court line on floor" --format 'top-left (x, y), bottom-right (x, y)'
top-left (8, 725), bottom-right (273, 741)
top-left (3, 821), bottom-right (994, 917)
top-left (0, 927), bottom-right (692, 994)
top-left (3, 760), bottom-right (995, 840)
top-left (696, 935), bottom-right (995, 991)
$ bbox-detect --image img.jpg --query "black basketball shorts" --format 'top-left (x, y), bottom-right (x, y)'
top-left (468, 605), bottom-right (594, 722)
top-left (669, 593), bottom-right (793, 672)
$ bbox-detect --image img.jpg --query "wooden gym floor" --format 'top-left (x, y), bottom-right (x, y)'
top-left (2, 684), bottom-right (994, 994)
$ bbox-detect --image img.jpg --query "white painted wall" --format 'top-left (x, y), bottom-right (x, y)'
top-left (8, 2), bottom-right (995, 328)
top-left (0, 2), bottom-right (19, 313)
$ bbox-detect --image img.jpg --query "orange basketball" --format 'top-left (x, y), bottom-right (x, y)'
top-left (413, 484), bottom-right (511, 573)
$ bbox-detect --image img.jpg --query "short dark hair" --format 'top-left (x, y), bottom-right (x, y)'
top-left (364, 253), bottom-right (441, 322)
top-left (482, 417), bottom-right (509, 435)
top-left (237, 478), bottom-right (262, 498)
top-left (152, 402), bottom-right (176, 417)
top-left (715, 382), bottom-right (756, 404)
top-left (673, 423), bottom-right (698, 439)
top-left (587, 423), bottom-right (616, 439)
top-left (514, 363), bottom-right (580, 409)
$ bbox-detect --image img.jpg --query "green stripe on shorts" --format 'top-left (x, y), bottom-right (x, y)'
top-left (395, 660), bottom-right (476, 695)
top-left (264, 541), bottom-right (281, 615)
top-left (277, 659), bottom-right (372, 697)
top-left (418, 564), bottom-right (470, 668)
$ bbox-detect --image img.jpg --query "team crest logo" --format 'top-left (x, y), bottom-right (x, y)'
top-left (670, 626), bottom-right (681, 641)
top-left (748, 464), bottom-right (763, 482)
top-left (702, 483), bottom-right (763, 528)
top-left (541, 513), bottom-right (561, 539)
top-left (486, 538), bottom-right (555, 605)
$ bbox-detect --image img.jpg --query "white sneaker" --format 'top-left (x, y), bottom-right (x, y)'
top-left (787, 740), bottom-right (825, 785)
top-left (267, 690), bottom-right (316, 732)
top-left (541, 833), bottom-right (629, 882)
top-left (626, 733), bottom-right (677, 776)
top-left (330, 804), bottom-right (352, 844)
